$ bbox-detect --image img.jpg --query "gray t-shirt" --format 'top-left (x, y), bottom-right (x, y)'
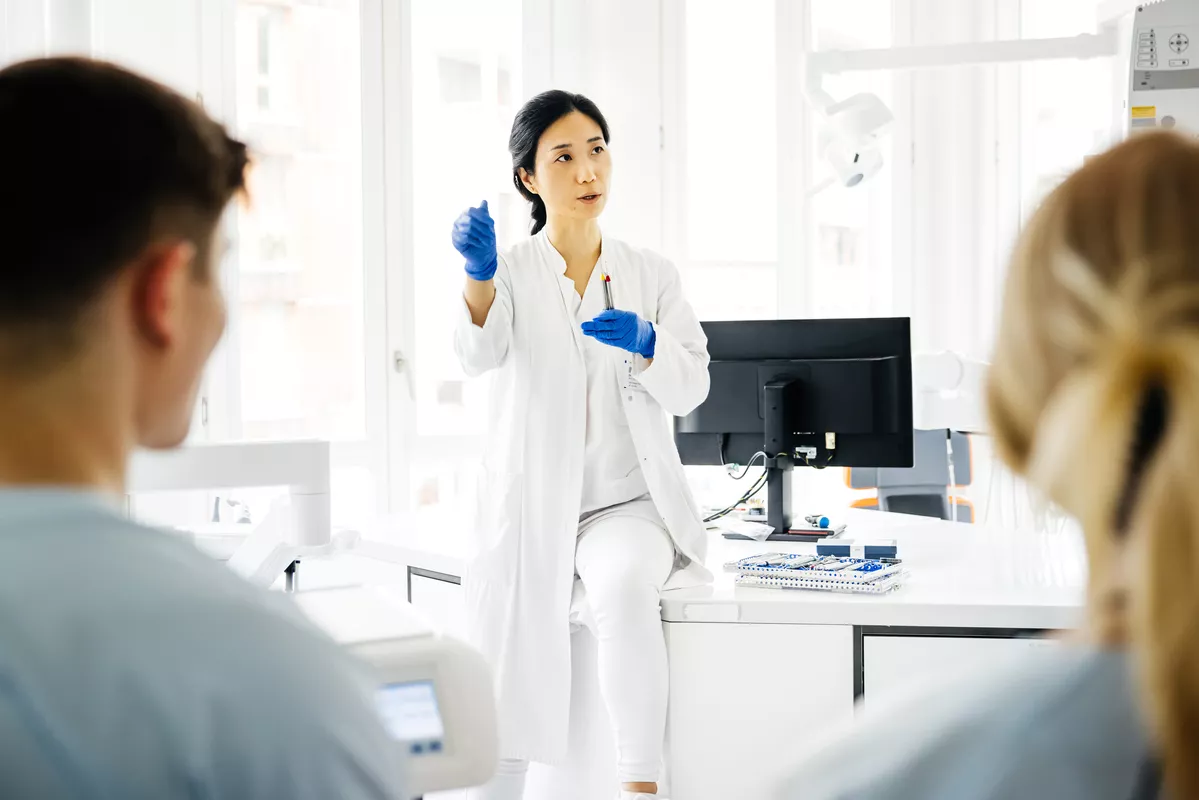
top-left (780, 645), bottom-right (1157, 800)
top-left (0, 489), bottom-right (405, 799)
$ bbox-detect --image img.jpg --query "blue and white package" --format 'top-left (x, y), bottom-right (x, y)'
top-left (816, 539), bottom-right (898, 559)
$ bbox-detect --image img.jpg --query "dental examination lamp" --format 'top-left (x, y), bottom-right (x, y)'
top-left (128, 440), bottom-right (331, 545)
top-left (803, 24), bottom-right (1119, 193)
top-left (811, 93), bottom-right (893, 191)
top-left (128, 440), bottom-right (334, 588)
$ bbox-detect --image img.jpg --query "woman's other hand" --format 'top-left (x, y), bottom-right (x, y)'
top-left (581, 309), bottom-right (656, 358)
top-left (452, 200), bottom-right (498, 282)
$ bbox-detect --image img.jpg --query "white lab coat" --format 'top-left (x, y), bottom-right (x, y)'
top-left (454, 230), bottom-right (714, 764)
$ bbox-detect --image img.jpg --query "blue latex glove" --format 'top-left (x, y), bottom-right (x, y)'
top-left (451, 200), bottom-right (498, 282)
top-left (581, 309), bottom-right (657, 358)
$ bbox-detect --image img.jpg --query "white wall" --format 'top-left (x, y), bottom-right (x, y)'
top-left (904, 0), bottom-right (1003, 357)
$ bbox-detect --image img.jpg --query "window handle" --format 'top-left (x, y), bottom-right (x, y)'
top-left (393, 350), bottom-right (415, 401)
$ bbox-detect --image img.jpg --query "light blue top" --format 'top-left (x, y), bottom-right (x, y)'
top-left (0, 489), bottom-right (405, 799)
top-left (779, 645), bottom-right (1159, 800)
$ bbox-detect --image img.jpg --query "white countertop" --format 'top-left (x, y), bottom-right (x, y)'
top-left (296, 508), bottom-right (1088, 633)
top-left (660, 509), bottom-right (1087, 630)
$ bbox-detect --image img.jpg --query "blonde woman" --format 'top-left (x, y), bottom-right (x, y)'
top-left (781, 130), bottom-right (1199, 800)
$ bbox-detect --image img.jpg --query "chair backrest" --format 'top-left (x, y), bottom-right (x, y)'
top-left (848, 429), bottom-right (972, 491)
top-left (848, 430), bottom-right (975, 522)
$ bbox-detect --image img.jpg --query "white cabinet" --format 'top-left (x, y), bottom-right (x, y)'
top-left (861, 633), bottom-right (1058, 710)
top-left (664, 622), bottom-right (855, 800)
top-left (409, 572), bottom-right (467, 641)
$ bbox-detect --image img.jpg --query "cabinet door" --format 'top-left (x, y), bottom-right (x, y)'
top-left (862, 634), bottom-right (1058, 710)
top-left (665, 622), bottom-right (855, 800)
top-left (409, 573), bottom-right (467, 641)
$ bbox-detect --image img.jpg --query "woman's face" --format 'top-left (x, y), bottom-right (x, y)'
top-left (520, 111), bottom-right (611, 224)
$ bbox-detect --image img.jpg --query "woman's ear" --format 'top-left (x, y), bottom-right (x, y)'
top-left (518, 167), bottom-right (538, 196)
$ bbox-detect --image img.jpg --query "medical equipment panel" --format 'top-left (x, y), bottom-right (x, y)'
top-left (1128, 0), bottom-right (1199, 134)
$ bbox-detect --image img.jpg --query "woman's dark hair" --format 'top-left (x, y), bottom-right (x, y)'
top-left (509, 90), bottom-right (610, 235)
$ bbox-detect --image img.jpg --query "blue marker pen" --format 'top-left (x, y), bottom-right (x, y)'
top-left (804, 514), bottom-right (830, 529)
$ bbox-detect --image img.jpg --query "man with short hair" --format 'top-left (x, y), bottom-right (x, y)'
top-left (0, 57), bottom-right (404, 798)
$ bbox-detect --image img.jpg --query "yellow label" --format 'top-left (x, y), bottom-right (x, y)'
top-left (1131, 106), bottom-right (1157, 119)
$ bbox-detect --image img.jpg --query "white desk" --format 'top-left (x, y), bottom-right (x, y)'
top-left (300, 509), bottom-right (1087, 800)
top-left (660, 510), bottom-right (1085, 800)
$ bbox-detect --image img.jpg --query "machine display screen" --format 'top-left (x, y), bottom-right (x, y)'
top-left (376, 681), bottom-right (446, 754)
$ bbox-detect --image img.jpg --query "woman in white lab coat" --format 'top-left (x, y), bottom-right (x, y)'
top-left (452, 90), bottom-right (713, 800)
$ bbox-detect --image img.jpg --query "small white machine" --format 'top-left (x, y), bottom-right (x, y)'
top-left (1125, 0), bottom-right (1199, 134)
top-left (294, 586), bottom-right (499, 799)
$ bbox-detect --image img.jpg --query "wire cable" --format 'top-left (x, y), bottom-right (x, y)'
top-left (704, 471), bottom-right (769, 524)
top-left (726, 451), bottom-right (767, 481)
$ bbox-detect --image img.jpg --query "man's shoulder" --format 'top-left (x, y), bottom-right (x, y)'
top-left (0, 495), bottom-right (360, 695)
top-left (0, 497), bottom-right (402, 798)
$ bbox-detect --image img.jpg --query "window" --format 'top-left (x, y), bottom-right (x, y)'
top-left (1019, 0), bottom-right (1116, 219)
top-left (666, 0), bottom-right (1120, 526)
top-left (808, 0), bottom-right (895, 320)
top-left (404, 0), bottom-right (523, 510)
top-left (679, 0), bottom-right (777, 321)
top-left (229, 0), bottom-right (366, 443)
top-left (674, 0), bottom-right (898, 323)
top-left (205, 0), bottom-right (379, 528)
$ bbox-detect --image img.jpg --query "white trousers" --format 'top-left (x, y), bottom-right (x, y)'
top-left (470, 506), bottom-right (676, 799)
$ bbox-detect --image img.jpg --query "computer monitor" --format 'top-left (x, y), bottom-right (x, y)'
top-left (675, 318), bottom-right (914, 536)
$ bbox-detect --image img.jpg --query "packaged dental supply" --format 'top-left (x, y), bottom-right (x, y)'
top-left (734, 571), bottom-right (906, 594)
top-left (725, 552), bottom-right (906, 594)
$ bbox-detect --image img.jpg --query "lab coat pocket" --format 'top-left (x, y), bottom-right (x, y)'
top-left (472, 468), bottom-right (524, 569)
top-left (669, 462), bottom-right (706, 530)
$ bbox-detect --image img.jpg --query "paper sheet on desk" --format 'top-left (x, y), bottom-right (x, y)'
top-left (715, 519), bottom-right (775, 541)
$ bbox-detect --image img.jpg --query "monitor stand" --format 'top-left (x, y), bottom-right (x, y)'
top-left (766, 457), bottom-right (793, 535)
top-left (761, 379), bottom-right (837, 541)
top-left (762, 456), bottom-right (835, 542)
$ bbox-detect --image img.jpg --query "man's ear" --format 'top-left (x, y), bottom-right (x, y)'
top-left (518, 167), bottom-right (538, 196)
top-left (132, 241), bottom-right (196, 348)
